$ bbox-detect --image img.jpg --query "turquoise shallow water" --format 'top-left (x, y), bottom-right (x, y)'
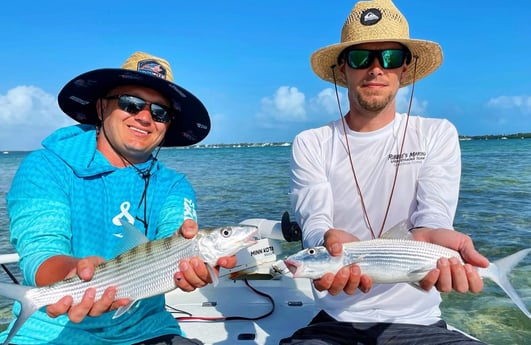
top-left (0, 139), bottom-right (530, 344)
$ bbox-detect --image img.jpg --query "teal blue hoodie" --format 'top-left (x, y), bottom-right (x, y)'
top-left (1, 125), bottom-right (197, 344)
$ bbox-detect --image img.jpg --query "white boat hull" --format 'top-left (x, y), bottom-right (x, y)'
top-left (167, 277), bottom-right (315, 344)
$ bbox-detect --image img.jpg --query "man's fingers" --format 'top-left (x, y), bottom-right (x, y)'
top-left (328, 266), bottom-right (351, 296)
top-left (175, 257), bottom-right (210, 292)
top-left (46, 295), bottom-right (73, 319)
top-left (343, 265), bottom-right (362, 295)
top-left (460, 245), bottom-right (489, 268)
top-left (314, 265), bottom-right (367, 296)
top-left (435, 258), bottom-right (452, 292)
top-left (88, 287), bottom-right (118, 317)
top-left (358, 274), bottom-right (372, 293)
top-left (67, 288), bottom-right (96, 323)
top-left (418, 269), bottom-right (440, 291)
top-left (465, 264), bottom-right (484, 293)
top-left (313, 273), bottom-right (334, 292)
top-left (217, 255), bottom-right (237, 269)
top-left (179, 219), bottom-right (198, 239)
top-left (449, 257), bottom-right (468, 293)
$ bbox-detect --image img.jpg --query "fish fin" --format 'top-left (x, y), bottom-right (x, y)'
top-left (380, 220), bottom-right (413, 240)
top-left (407, 267), bottom-right (434, 285)
top-left (408, 282), bottom-right (429, 292)
top-left (479, 248), bottom-right (531, 318)
top-left (112, 300), bottom-right (138, 319)
top-left (206, 264), bottom-right (219, 287)
top-left (114, 218), bottom-right (149, 256)
top-left (0, 282), bottom-right (41, 345)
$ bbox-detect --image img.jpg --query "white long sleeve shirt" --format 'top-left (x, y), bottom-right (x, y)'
top-left (289, 113), bottom-right (461, 325)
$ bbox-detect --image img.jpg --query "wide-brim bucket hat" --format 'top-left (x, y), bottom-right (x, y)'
top-left (311, 0), bottom-right (443, 88)
top-left (58, 51), bottom-right (210, 147)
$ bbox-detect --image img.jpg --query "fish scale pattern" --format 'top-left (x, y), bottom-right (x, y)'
top-left (27, 226), bottom-right (257, 308)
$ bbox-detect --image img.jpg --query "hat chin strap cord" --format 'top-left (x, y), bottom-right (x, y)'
top-left (98, 103), bottom-right (162, 235)
top-left (329, 57), bottom-right (419, 238)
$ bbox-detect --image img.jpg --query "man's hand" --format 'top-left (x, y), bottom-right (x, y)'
top-left (45, 256), bottom-right (130, 322)
top-left (412, 228), bottom-right (489, 293)
top-left (174, 219), bottom-right (238, 292)
top-left (313, 228), bottom-right (373, 295)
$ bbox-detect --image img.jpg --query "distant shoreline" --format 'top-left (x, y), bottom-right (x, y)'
top-left (190, 142), bottom-right (292, 149)
top-left (459, 133), bottom-right (531, 141)
top-left (3, 134), bottom-right (531, 153)
top-left (186, 134), bottom-right (531, 148)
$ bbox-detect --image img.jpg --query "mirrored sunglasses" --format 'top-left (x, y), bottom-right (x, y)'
top-left (345, 49), bottom-right (410, 70)
top-left (105, 94), bottom-right (174, 123)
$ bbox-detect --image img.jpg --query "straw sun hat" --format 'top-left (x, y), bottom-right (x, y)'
top-left (311, 0), bottom-right (443, 87)
top-left (58, 52), bottom-right (210, 147)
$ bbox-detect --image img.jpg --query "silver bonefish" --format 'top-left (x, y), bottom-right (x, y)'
top-left (274, 239), bottom-right (531, 318)
top-left (0, 222), bottom-right (258, 345)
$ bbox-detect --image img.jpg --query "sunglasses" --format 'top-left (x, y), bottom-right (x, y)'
top-left (344, 49), bottom-right (411, 70)
top-left (104, 94), bottom-right (174, 123)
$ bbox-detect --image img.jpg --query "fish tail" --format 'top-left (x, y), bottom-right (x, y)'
top-left (480, 248), bottom-right (531, 318)
top-left (0, 282), bottom-right (40, 345)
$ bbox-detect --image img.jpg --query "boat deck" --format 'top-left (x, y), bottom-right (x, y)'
top-left (166, 276), bottom-right (315, 345)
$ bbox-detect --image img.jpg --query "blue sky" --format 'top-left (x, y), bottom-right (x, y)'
top-left (1, 0), bottom-right (530, 150)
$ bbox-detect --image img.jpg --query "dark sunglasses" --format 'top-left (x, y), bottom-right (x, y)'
top-left (343, 49), bottom-right (411, 70)
top-left (104, 94), bottom-right (174, 123)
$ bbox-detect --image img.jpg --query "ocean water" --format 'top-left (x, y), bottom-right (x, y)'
top-left (0, 139), bottom-right (530, 344)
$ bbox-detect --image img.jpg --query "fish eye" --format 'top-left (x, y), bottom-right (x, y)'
top-left (308, 248), bottom-right (316, 255)
top-left (221, 227), bottom-right (232, 237)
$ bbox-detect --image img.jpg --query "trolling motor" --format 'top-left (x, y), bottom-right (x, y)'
top-left (281, 211), bottom-right (302, 242)
top-left (228, 212), bottom-right (301, 278)
top-left (239, 211), bottom-right (301, 242)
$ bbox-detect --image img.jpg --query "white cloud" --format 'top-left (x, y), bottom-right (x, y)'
top-left (309, 88), bottom-right (347, 115)
top-left (487, 96), bottom-right (531, 114)
top-left (396, 87), bottom-right (428, 115)
top-left (257, 86), bottom-right (306, 124)
top-left (0, 86), bottom-right (75, 151)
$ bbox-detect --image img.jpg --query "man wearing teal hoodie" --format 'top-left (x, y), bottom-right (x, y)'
top-left (1, 52), bottom-right (235, 344)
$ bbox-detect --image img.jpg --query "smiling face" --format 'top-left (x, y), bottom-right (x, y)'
top-left (340, 42), bottom-right (409, 131)
top-left (96, 85), bottom-right (171, 166)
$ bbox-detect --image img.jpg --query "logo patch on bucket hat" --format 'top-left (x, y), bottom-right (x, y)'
top-left (137, 60), bottom-right (167, 80)
top-left (361, 8), bottom-right (381, 25)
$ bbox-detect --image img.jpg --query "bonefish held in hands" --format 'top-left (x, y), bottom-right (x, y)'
top-left (272, 239), bottom-right (531, 318)
top-left (0, 221), bottom-right (258, 345)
